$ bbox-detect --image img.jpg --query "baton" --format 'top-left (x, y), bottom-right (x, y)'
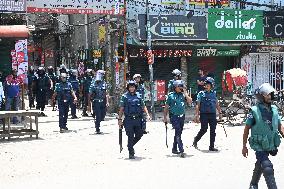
top-left (165, 122), bottom-right (168, 148)
top-left (217, 119), bottom-right (228, 138)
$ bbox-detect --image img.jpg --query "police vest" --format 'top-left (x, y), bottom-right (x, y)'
top-left (37, 76), bottom-right (49, 91)
top-left (57, 82), bottom-right (73, 103)
top-left (124, 92), bottom-right (143, 116)
top-left (68, 76), bottom-right (79, 92)
top-left (249, 105), bottom-right (281, 152)
top-left (199, 91), bottom-right (217, 114)
top-left (92, 81), bottom-right (106, 101)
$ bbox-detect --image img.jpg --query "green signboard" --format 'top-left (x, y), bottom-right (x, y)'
top-left (208, 9), bottom-right (264, 41)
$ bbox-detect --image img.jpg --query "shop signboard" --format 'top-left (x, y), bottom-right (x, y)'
top-left (208, 9), bottom-right (264, 41)
top-left (0, 0), bottom-right (26, 13)
top-left (26, 0), bottom-right (124, 15)
top-left (188, 0), bottom-right (229, 6)
top-left (264, 11), bottom-right (284, 38)
top-left (138, 15), bottom-right (207, 40)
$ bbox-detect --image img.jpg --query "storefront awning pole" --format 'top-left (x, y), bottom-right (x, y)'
top-left (146, 0), bottom-right (155, 120)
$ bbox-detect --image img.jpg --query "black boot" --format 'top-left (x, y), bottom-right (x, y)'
top-left (249, 161), bottom-right (262, 189)
top-left (192, 137), bottom-right (198, 149)
top-left (261, 160), bottom-right (278, 189)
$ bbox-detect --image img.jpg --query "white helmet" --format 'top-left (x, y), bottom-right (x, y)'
top-left (172, 69), bottom-right (181, 76)
top-left (256, 83), bottom-right (275, 96)
top-left (133, 74), bottom-right (141, 79)
top-left (60, 73), bottom-right (67, 78)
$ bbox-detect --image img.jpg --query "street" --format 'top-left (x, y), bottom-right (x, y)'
top-left (1, 106), bottom-right (284, 189)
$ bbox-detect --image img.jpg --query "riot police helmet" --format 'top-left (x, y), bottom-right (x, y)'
top-left (204, 77), bottom-right (215, 87)
top-left (172, 69), bottom-right (181, 77)
top-left (48, 66), bottom-right (54, 71)
top-left (95, 70), bottom-right (105, 81)
top-left (127, 80), bottom-right (138, 90)
top-left (255, 83), bottom-right (276, 101)
top-left (37, 67), bottom-right (45, 75)
top-left (173, 80), bottom-right (184, 88)
top-left (133, 74), bottom-right (142, 80)
top-left (70, 69), bottom-right (78, 76)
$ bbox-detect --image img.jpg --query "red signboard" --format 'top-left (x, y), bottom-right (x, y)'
top-left (156, 80), bottom-right (166, 101)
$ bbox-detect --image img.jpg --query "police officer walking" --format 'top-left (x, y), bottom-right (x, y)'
top-left (168, 69), bottom-right (182, 93)
top-left (34, 67), bottom-right (52, 117)
top-left (193, 77), bottom-right (222, 151)
top-left (68, 69), bottom-right (80, 119)
top-left (164, 80), bottom-right (192, 158)
top-left (81, 69), bottom-right (93, 117)
top-left (133, 74), bottom-right (148, 134)
top-left (242, 83), bottom-right (284, 189)
top-left (118, 81), bottom-right (151, 159)
top-left (88, 70), bottom-right (109, 134)
top-left (52, 73), bottom-right (77, 132)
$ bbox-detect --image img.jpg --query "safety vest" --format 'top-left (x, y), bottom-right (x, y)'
top-left (68, 76), bottom-right (79, 92)
top-left (124, 92), bottom-right (143, 116)
top-left (249, 105), bottom-right (281, 151)
top-left (91, 81), bottom-right (107, 101)
top-left (199, 90), bottom-right (217, 114)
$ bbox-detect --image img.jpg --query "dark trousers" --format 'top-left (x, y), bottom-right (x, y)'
top-left (36, 91), bottom-right (47, 111)
top-left (195, 113), bottom-right (217, 148)
top-left (93, 101), bottom-right (106, 132)
top-left (82, 92), bottom-right (89, 114)
top-left (124, 118), bottom-right (143, 155)
top-left (28, 90), bottom-right (35, 108)
top-left (59, 102), bottom-right (69, 129)
top-left (170, 115), bottom-right (185, 153)
top-left (70, 91), bottom-right (79, 116)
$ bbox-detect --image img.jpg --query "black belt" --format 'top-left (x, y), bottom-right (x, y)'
top-left (126, 115), bottom-right (142, 120)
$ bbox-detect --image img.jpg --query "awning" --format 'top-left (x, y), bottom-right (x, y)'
top-left (0, 25), bottom-right (29, 38)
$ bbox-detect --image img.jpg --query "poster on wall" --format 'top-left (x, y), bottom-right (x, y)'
top-left (15, 40), bottom-right (28, 78)
top-left (26, 0), bottom-right (124, 15)
top-left (11, 50), bottom-right (17, 70)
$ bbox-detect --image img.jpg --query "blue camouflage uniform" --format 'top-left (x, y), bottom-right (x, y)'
top-left (166, 91), bottom-right (186, 153)
top-left (55, 81), bottom-right (73, 130)
top-left (68, 75), bottom-right (80, 117)
top-left (89, 80), bottom-right (107, 133)
top-left (194, 90), bottom-right (218, 149)
top-left (120, 92), bottom-right (145, 156)
top-left (167, 79), bottom-right (175, 94)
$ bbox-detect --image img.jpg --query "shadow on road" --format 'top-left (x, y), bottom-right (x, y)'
top-left (166, 154), bottom-right (194, 158)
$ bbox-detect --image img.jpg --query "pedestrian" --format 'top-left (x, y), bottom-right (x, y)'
top-left (81, 69), bottom-right (93, 117)
top-left (164, 80), bottom-right (192, 158)
top-left (5, 69), bottom-right (23, 124)
top-left (88, 70), bottom-right (109, 134)
top-left (47, 66), bottom-right (57, 105)
top-left (168, 69), bottom-right (182, 94)
top-left (193, 77), bottom-right (222, 151)
top-left (118, 81), bottom-right (151, 159)
top-left (242, 83), bottom-right (284, 189)
top-left (27, 67), bottom-right (36, 109)
top-left (133, 74), bottom-right (148, 134)
top-left (68, 69), bottom-right (80, 119)
top-left (52, 73), bottom-right (77, 132)
top-left (34, 67), bottom-right (52, 117)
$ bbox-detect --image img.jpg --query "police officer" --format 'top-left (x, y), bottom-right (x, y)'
top-left (68, 69), bottom-right (80, 119)
top-left (242, 83), bottom-right (284, 189)
top-left (193, 77), bottom-right (222, 151)
top-left (52, 73), bottom-right (77, 132)
top-left (133, 74), bottom-right (148, 134)
top-left (88, 70), bottom-right (109, 134)
top-left (81, 69), bottom-right (93, 117)
top-left (35, 67), bottom-right (52, 117)
top-left (118, 81), bottom-right (151, 159)
top-left (164, 80), bottom-right (192, 158)
top-left (168, 69), bottom-right (182, 94)
top-left (27, 67), bottom-right (36, 109)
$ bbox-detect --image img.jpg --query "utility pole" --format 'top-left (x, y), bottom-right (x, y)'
top-left (123, 0), bottom-right (128, 87)
top-left (146, 0), bottom-right (155, 120)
